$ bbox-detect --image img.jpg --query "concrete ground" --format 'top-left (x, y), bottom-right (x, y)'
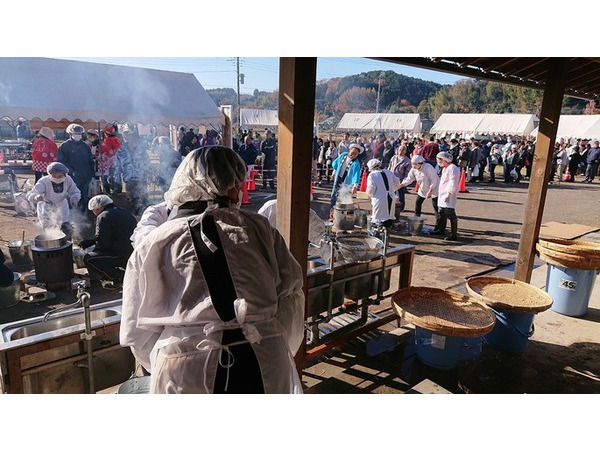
top-left (1, 170), bottom-right (599, 398)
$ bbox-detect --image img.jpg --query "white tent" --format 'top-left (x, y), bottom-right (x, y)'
top-left (335, 113), bottom-right (421, 134)
top-left (431, 113), bottom-right (538, 136)
top-left (0, 57), bottom-right (224, 129)
top-left (240, 108), bottom-right (278, 127)
top-left (529, 115), bottom-right (600, 140)
top-left (582, 119), bottom-right (600, 141)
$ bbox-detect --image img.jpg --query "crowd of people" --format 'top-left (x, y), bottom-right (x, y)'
top-left (323, 130), bottom-right (600, 240)
top-left (313, 131), bottom-right (600, 187)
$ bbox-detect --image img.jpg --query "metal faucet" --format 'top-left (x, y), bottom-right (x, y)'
top-left (43, 292), bottom-right (84, 322)
top-left (42, 281), bottom-right (96, 393)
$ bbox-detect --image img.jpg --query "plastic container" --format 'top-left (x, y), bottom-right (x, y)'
top-left (415, 327), bottom-right (465, 371)
top-left (393, 287), bottom-right (496, 371)
top-left (117, 376), bottom-right (151, 394)
top-left (0, 272), bottom-right (22, 309)
top-left (407, 216), bottom-right (424, 235)
top-left (484, 308), bottom-right (535, 353)
top-left (546, 264), bottom-right (598, 317)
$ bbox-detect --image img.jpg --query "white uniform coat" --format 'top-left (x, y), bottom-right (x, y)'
top-left (26, 175), bottom-right (81, 229)
top-left (438, 163), bottom-right (460, 209)
top-left (130, 201), bottom-right (169, 249)
top-left (120, 205), bottom-right (306, 394)
top-left (366, 169), bottom-right (401, 223)
top-left (400, 163), bottom-right (440, 199)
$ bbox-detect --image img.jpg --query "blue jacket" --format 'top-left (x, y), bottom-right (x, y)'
top-left (114, 142), bottom-right (151, 183)
top-left (332, 151), bottom-right (362, 187)
top-left (587, 147), bottom-right (600, 164)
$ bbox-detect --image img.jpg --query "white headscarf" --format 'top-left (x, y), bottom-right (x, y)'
top-left (164, 146), bottom-right (246, 210)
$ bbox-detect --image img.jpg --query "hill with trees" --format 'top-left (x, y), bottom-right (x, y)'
top-left (206, 71), bottom-right (591, 126)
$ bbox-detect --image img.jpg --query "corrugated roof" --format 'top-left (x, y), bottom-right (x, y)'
top-left (0, 57), bottom-right (224, 128)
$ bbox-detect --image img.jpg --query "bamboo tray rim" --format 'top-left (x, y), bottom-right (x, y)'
top-left (465, 276), bottom-right (553, 313)
top-left (391, 287), bottom-right (496, 338)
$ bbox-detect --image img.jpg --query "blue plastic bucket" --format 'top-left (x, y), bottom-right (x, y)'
top-left (545, 264), bottom-right (598, 317)
top-left (415, 327), bottom-right (465, 371)
top-left (484, 308), bottom-right (534, 353)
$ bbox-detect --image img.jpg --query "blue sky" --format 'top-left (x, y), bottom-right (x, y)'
top-left (60, 57), bottom-right (465, 95)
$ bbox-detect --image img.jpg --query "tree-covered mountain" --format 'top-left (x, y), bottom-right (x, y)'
top-left (206, 71), bottom-right (590, 125)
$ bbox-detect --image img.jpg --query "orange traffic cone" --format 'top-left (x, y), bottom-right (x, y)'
top-left (359, 170), bottom-right (368, 192)
top-left (459, 169), bottom-right (468, 193)
top-left (241, 180), bottom-right (251, 205)
top-left (248, 169), bottom-right (256, 191)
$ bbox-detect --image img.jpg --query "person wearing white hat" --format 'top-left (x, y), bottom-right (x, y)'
top-left (398, 154), bottom-right (440, 220)
top-left (79, 194), bottom-right (138, 287)
top-left (366, 158), bottom-right (401, 228)
top-left (431, 151), bottom-right (460, 240)
top-left (31, 127), bottom-right (58, 181)
top-left (26, 162), bottom-right (81, 236)
top-left (57, 123), bottom-right (95, 212)
top-left (120, 146), bottom-right (305, 394)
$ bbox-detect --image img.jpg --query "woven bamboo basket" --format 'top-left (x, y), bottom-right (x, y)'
top-left (391, 287), bottom-right (496, 338)
top-left (537, 238), bottom-right (600, 258)
top-left (466, 276), bottom-right (553, 313)
top-left (536, 243), bottom-right (600, 271)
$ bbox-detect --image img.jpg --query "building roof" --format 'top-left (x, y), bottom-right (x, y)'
top-left (0, 57), bottom-right (224, 129)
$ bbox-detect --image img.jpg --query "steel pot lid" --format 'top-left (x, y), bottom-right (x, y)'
top-left (334, 202), bottom-right (357, 211)
top-left (34, 232), bottom-right (68, 249)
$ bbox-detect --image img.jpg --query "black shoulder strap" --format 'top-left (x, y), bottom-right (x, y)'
top-left (188, 215), bottom-right (236, 321)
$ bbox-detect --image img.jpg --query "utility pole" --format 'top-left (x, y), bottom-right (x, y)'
top-left (237, 57), bottom-right (241, 133)
top-left (375, 71), bottom-right (385, 113)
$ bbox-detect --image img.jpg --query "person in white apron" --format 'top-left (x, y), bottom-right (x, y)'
top-left (120, 146), bottom-right (305, 393)
top-left (26, 162), bottom-right (81, 237)
top-left (430, 152), bottom-right (460, 240)
top-left (365, 158), bottom-right (401, 228)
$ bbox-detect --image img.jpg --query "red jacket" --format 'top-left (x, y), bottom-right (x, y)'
top-left (100, 135), bottom-right (121, 158)
top-left (421, 142), bottom-right (440, 161)
top-left (32, 136), bottom-right (58, 163)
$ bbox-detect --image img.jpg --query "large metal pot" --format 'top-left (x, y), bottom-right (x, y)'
top-left (336, 235), bottom-right (383, 263)
top-left (333, 202), bottom-right (357, 231)
top-left (8, 240), bottom-right (34, 271)
top-left (354, 209), bottom-right (369, 229)
top-left (34, 232), bottom-right (68, 250)
top-left (0, 272), bottom-right (22, 309)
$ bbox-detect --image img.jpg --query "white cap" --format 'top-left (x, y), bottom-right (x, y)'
top-left (367, 159), bottom-right (382, 170)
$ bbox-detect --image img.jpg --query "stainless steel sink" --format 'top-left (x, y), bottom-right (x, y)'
top-left (4, 309), bottom-right (119, 341)
top-left (0, 299), bottom-right (135, 394)
top-left (0, 299), bottom-right (123, 344)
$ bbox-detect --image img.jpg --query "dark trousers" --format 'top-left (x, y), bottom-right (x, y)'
top-left (125, 180), bottom-right (148, 215)
top-left (262, 164), bottom-right (276, 188)
top-left (439, 207), bottom-right (457, 222)
top-left (488, 163), bottom-right (497, 182)
top-left (414, 195), bottom-right (438, 218)
top-left (83, 252), bottom-right (128, 282)
top-left (396, 187), bottom-right (407, 212)
top-left (76, 179), bottom-right (91, 213)
top-left (585, 162), bottom-right (599, 181)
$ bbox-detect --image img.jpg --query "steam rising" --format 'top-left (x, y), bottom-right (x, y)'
top-left (336, 185), bottom-right (354, 205)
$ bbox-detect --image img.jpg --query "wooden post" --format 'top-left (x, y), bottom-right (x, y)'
top-left (514, 58), bottom-right (568, 282)
top-left (277, 57), bottom-right (317, 369)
